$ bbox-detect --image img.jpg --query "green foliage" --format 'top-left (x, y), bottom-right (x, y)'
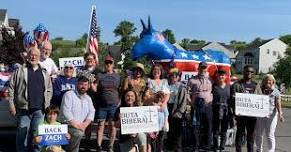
top-left (279, 34), bottom-right (291, 46)
top-left (113, 20), bottom-right (137, 52)
top-left (51, 39), bottom-right (76, 51)
top-left (162, 29), bottom-right (176, 44)
top-left (113, 20), bottom-right (138, 70)
top-left (190, 39), bottom-right (206, 46)
top-left (273, 54), bottom-right (291, 88)
top-left (50, 48), bottom-right (85, 66)
top-left (54, 37), bottom-right (64, 40)
top-left (230, 40), bottom-right (247, 51)
top-left (180, 38), bottom-right (191, 49)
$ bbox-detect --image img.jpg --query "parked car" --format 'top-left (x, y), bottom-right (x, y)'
top-left (0, 71), bottom-right (16, 127)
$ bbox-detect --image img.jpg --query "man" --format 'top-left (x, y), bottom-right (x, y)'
top-left (231, 65), bottom-right (261, 152)
top-left (39, 41), bottom-right (58, 77)
top-left (60, 76), bottom-right (95, 152)
top-left (77, 52), bottom-right (101, 146)
top-left (95, 55), bottom-right (121, 152)
top-left (9, 47), bottom-right (52, 152)
top-left (188, 61), bottom-right (213, 151)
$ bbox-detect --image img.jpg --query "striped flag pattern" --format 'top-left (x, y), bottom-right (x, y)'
top-left (87, 6), bottom-right (99, 64)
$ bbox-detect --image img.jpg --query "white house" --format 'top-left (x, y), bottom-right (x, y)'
top-left (235, 38), bottom-right (287, 73)
top-left (0, 9), bottom-right (9, 27)
top-left (202, 42), bottom-right (237, 64)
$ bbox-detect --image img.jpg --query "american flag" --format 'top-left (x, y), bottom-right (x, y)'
top-left (87, 6), bottom-right (99, 64)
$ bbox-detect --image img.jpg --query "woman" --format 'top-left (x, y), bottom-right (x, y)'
top-left (147, 64), bottom-right (170, 107)
top-left (212, 69), bottom-right (231, 151)
top-left (119, 89), bottom-right (147, 152)
top-left (122, 63), bottom-right (147, 106)
top-left (51, 63), bottom-right (77, 107)
top-left (255, 74), bottom-right (284, 152)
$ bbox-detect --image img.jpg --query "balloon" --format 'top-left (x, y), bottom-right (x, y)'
top-left (23, 32), bottom-right (36, 51)
top-left (132, 17), bottom-right (231, 83)
top-left (33, 23), bottom-right (49, 47)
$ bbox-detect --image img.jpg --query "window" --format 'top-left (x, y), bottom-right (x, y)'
top-left (245, 57), bottom-right (253, 65)
top-left (267, 49), bottom-right (270, 54)
top-left (273, 51), bottom-right (276, 56)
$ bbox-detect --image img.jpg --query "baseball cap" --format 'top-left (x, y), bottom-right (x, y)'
top-left (64, 62), bottom-right (74, 68)
top-left (217, 69), bottom-right (226, 75)
top-left (199, 61), bottom-right (207, 68)
top-left (104, 55), bottom-right (114, 62)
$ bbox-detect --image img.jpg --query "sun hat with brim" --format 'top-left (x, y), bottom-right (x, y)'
top-left (133, 63), bottom-right (145, 72)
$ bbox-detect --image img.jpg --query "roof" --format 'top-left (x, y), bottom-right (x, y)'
top-left (8, 19), bottom-right (19, 28)
top-left (173, 43), bottom-right (186, 50)
top-left (108, 45), bottom-right (122, 60)
top-left (0, 9), bottom-right (7, 22)
top-left (186, 44), bottom-right (204, 51)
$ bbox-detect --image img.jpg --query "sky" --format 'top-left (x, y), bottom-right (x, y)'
top-left (2, 0), bottom-right (291, 44)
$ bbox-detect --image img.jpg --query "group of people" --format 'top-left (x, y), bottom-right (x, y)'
top-left (6, 30), bottom-right (285, 152)
top-left (187, 63), bottom-right (284, 152)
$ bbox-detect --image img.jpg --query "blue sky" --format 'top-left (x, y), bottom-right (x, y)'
top-left (2, 0), bottom-right (291, 44)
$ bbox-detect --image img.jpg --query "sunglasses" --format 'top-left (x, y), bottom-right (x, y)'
top-left (64, 66), bottom-right (73, 69)
top-left (245, 70), bottom-right (254, 73)
top-left (105, 61), bottom-right (113, 64)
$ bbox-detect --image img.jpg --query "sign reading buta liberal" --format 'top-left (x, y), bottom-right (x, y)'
top-left (59, 57), bottom-right (84, 69)
top-left (120, 106), bottom-right (159, 134)
top-left (235, 93), bottom-right (270, 117)
top-left (38, 124), bottom-right (68, 146)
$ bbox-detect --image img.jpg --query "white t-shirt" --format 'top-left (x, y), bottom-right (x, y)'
top-left (39, 58), bottom-right (59, 75)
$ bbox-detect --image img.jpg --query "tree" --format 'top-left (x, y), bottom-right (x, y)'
top-left (230, 40), bottom-right (247, 51)
top-left (113, 20), bottom-right (137, 70)
top-left (180, 38), bottom-right (191, 49)
top-left (279, 34), bottom-right (291, 46)
top-left (0, 26), bottom-right (25, 65)
top-left (162, 29), bottom-right (176, 44)
top-left (113, 20), bottom-right (137, 52)
top-left (248, 37), bottom-right (266, 47)
top-left (273, 47), bottom-right (291, 89)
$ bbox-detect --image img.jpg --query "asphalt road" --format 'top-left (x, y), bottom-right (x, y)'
top-left (0, 108), bottom-right (290, 152)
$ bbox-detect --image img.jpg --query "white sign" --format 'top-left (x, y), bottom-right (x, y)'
top-left (38, 124), bottom-right (68, 146)
top-left (59, 57), bottom-right (84, 69)
top-left (235, 93), bottom-right (270, 117)
top-left (120, 106), bottom-right (159, 134)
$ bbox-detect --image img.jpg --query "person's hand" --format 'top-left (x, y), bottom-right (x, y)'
top-left (34, 136), bottom-right (42, 144)
top-left (130, 134), bottom-right (137, 138)
top-left (279, 113), bottom-right (285, 122)
top-left (65, 133), bottom-right (71, 140)
top-left (9, 106), bottom-right (16, 116)
top-left (90, 81), bottom-right (97, 92)
top-left (69, 120), bottom-right (81, 129)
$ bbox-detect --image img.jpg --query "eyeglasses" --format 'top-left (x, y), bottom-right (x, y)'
top-left (64, 66), bottom-right (73, 69)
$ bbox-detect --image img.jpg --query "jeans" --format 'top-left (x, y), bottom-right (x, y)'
top-left (16, 109), bottom-right (44, 152)
top-left (65, 127), bottom-right (84, 152)
top-left (255, 112), bottom-right (278, 152)
top-left (212, 106), bottom-right (229, 150)
top-left (235, 116), bottom-right (256, 152)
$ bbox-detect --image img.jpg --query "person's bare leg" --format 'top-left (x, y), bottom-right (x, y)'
top-left (139, 145), bottom-right (147, 152)
top-left (97, 121), bottom-right (105, 147)
top-left (108, 120), bottom-right (117, 147)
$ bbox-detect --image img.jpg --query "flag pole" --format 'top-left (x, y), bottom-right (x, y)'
top-left (86, 5), bottom-right (96, 52)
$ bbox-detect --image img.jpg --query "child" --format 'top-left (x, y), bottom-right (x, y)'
top-left (33, 105), bottom-right (70, 152)
top-left (149, 91), bottom-right (169, 152)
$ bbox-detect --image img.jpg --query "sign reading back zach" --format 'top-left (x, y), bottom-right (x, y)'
top-left (38, 124), bottom-right (68, 146)
top-left (235, 93), bottom-right (270, 117)
top-left (120, 106), bottom-right (159, 134)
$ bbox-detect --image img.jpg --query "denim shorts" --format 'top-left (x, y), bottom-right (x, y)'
top-left (95, 105), bottom-right (118, 122)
